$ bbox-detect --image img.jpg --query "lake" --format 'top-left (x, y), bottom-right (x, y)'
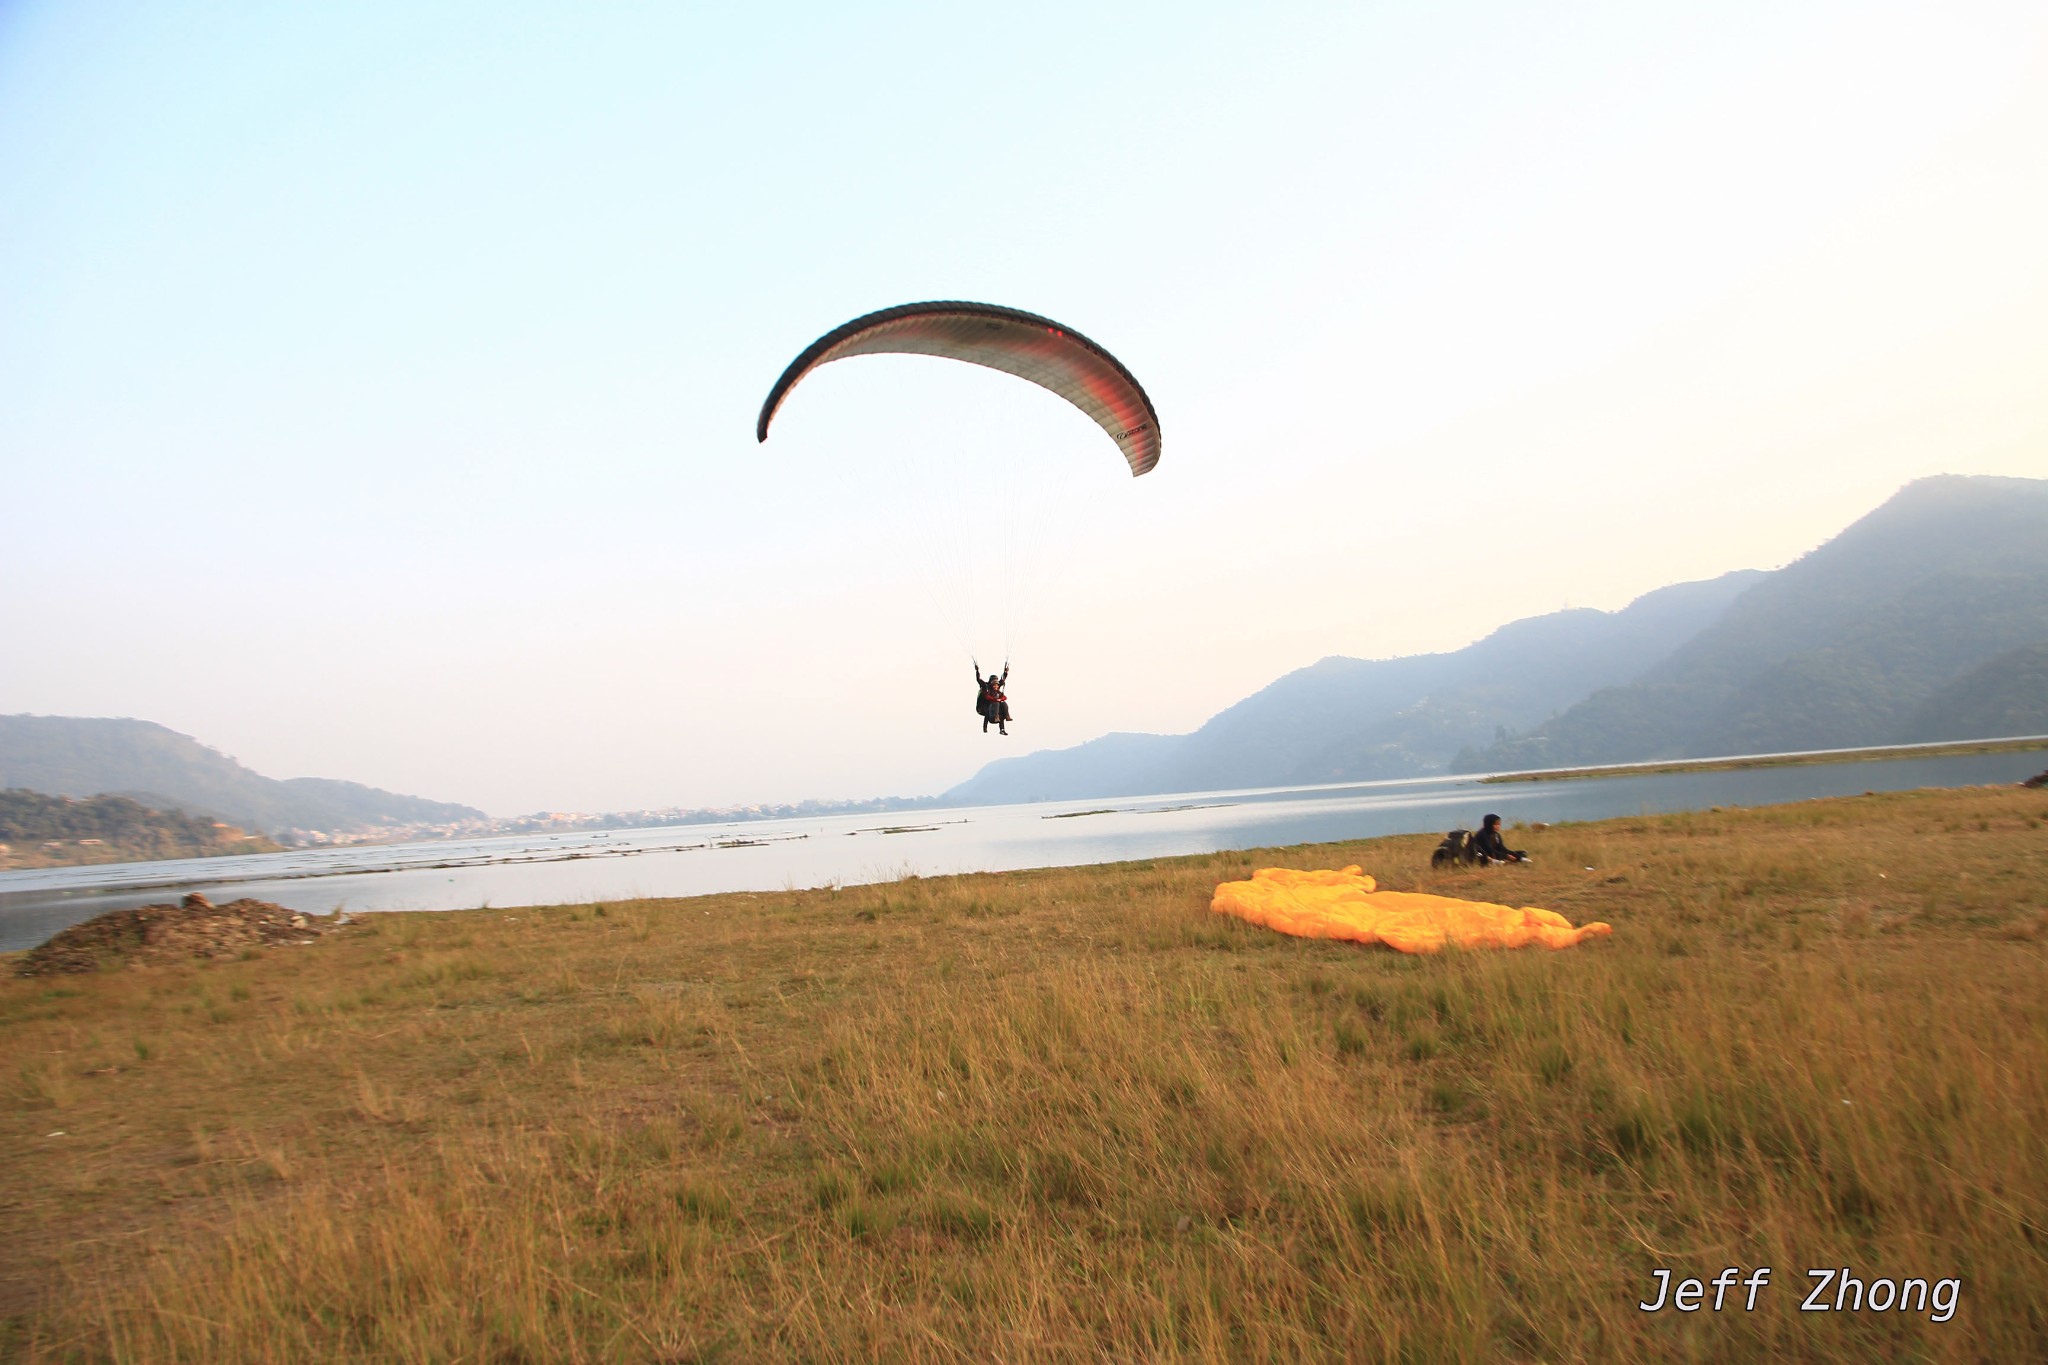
top-left (3, 746), bottom-right (2041, 953)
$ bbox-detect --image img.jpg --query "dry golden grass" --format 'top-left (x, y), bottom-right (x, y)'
top-left (1, 785), bottom-right (2044, 1362)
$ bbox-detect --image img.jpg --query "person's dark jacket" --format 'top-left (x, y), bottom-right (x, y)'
top-left (974, 666), bottom-right (1010, 721)
top-left (1470, 825), bottom-right (1525, 862)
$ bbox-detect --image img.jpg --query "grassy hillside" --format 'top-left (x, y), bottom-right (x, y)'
top-left (3, 786), bottom-right (2044, 1361)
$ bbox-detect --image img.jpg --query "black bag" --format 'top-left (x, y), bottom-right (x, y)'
top-left (1431, 829), bottom-right (1473, 868)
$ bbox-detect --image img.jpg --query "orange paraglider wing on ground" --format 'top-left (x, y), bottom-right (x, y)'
top-left (1210, 866), bottom-right (1612, 954)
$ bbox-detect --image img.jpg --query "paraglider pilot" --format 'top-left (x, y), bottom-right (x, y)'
top-left (975, 662), bottom-right (1012, 735)
top-left (1469, 813), bottom-right (1528, 864)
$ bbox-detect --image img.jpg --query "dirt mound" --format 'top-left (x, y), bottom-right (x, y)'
top-left (2024, 770), bottom-right (2047, 789)
top-left (15, 892), bottom-right (332, 976)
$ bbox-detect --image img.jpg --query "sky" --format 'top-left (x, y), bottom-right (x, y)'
top-left (3, 1), bottom-right (2044, 816)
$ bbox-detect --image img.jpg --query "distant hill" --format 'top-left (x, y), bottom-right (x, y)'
top-left (0, 716), bottom-right (485, 836)
top-left (947, 474), bottom-right (2048, 803)
top-left (1456, 475), bottom-right (2048, 771)
top-left (943, 570), bottom-right (1763, 803)
top-left (0, 788), bottom-right (284, 869)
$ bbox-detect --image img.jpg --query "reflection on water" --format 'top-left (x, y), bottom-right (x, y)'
top-left (2, 748), bottom-right (2039, 952)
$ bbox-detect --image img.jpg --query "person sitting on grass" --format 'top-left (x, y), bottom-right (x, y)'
top-left (1469, 813), bottom-right (1528, 864)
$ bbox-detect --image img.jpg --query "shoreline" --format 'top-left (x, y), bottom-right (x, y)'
top-left (1477, 733), bottom-right (2048, 783)
top-left (6, 743), bottom-right (2045, 956)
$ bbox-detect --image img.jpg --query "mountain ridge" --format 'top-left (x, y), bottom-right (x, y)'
top-left (950, 474), bottom-right (2048, 802)
top-left (944, 570), bottom-right (1764, 803)
top-left (0, 715), bottom-right (485, 836)
top-left (1460, 475), bottom-right (2048, 771)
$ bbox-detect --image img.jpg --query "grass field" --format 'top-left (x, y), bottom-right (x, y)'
top-left (3, 785), bottom-right (2045, 1362)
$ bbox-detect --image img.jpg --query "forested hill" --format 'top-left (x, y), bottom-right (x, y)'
top-left (0, 716), bottom-right (485, 837)
top-left (0, 789), bottom-right (283, 869)
top-left (1456, 474), bottom-right (2048, 771)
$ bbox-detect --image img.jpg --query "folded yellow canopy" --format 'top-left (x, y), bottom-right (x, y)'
top-left (1211, 866), bottom-right (1612, 953)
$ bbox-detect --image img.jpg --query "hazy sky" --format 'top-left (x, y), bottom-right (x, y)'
top-left (4, 2), bottom-right (2044, 815)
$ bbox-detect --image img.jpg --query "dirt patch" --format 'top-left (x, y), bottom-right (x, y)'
top-left (14, 892), bottom-right (334, 976)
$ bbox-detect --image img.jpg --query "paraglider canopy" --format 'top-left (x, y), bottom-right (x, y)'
top-left (756, 301), bottom-right (1161, 476)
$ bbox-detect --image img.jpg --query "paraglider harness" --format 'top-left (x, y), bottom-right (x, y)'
top-left (974, 661), bottom-right (1011, 732)
top-left (1431, 827), bottom-right (1529, 867)
top-left (1431, 829), bottom-right (1479, 868)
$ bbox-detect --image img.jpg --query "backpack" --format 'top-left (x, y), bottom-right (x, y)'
top-left (1431, 829), bottom-right (1475, 868)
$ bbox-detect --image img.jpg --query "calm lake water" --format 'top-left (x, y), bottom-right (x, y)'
top-left (3, 747), bottom-right (2041, 953)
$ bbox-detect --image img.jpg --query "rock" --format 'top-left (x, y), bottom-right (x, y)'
top-left (16, 897), bottom-right (330, 976)
top-left (2023, 770), bottom-right (2047, 789)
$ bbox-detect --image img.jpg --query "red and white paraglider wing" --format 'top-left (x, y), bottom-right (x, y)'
top-left (756, 301), bottom-right (1160, 477)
